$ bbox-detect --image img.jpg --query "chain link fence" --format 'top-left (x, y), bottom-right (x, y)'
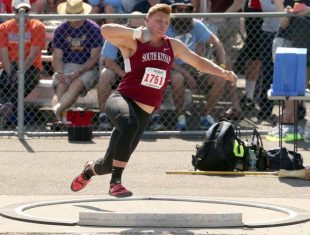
top-left (0, 11), bottom-right (309, 138)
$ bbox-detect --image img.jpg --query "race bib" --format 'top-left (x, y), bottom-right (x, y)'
top-left (141, 67), bottom-right (166, 89)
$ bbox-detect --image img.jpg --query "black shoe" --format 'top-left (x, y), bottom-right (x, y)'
top-left (240, 96), bottom-right (255, 111)
top-left (297, 103), bottom-right (306, 121)
top-left (256, 113), bottom-right (278, 125)
top-left (47, 121), bottom-right (66, 131)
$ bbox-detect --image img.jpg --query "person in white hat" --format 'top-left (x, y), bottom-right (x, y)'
top-left (0, 0), bottom-right (46, 129)
top-left (51, 0), bottom-right (103, 123)
top-left (11, 0), bottom-right (31, 10)
top-left (2, 0), bottom-right (45, 13)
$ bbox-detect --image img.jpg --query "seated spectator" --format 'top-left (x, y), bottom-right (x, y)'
top-left (162, 0), bottom-right (228, 130)
top-left (0, 0), bottom-right (5, 23)
top-left (267, 0), bottom-right (310, 141)
top-left (97, 12), bottom-right (144, 130)
top-left (51, 0), bottom-right (102, 122)
top-left (87, 0), bottom-right (124, 23)
top-left (1, 0), bottom-right (43, 13)
top-left (204, 0), bottom-right (244, 121)
top-left (86, 0), bottom-right (104, 13)
top-left (0, 0), bottom-right (45, 128)
top-left (103, 0), bottom-right (124, 14)
top-left (255, 0), bottom-right (281, 124)
top-left (204, 0), bottom-right (242, 70)
top-left (227, 0), bottom-right (274, 122)
top-left (132, 0), bottom-right (172, 13)
top-left (45, 0), bottom-right (66, 13)
top-left (122, 0), bottom-right (143, 13)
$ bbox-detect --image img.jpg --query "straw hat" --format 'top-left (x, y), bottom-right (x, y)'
top-left (57, 0), bottom-right (92, 14)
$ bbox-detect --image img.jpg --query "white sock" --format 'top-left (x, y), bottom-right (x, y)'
top-left (53, 103), bottom-right (61, 114)
top-left (99, 112), bottom-right (106, 118)
top-left (245, 80), bottom-right (256, 100)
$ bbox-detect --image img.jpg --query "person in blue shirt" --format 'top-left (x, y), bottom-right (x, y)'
top-left (132, 0), bottom-right (172, 13)
top-left (163, 0), bottom-right (228, 130)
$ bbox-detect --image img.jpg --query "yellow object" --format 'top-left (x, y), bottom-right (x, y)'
top-left (166, 170), bottom-right (278, 176)
top-left (266, 133), bottom-right (303, 142)
top-left (233, 140), bottom-right (244, 157)
top-left (219, 63), bottom-right (226, 69)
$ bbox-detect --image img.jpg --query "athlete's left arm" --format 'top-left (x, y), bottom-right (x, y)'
top-left (170, 38), bottom-right (237, 83)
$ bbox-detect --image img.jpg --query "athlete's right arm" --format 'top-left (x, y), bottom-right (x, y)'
top-left (101, 24), bottom-right (152, 49)
top-left (101, 24), bottom-right (135, 47)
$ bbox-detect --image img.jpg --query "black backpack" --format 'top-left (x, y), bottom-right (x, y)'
top-left (192, 120), bottom-right (247, 171)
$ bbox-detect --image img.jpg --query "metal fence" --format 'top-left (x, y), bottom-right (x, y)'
top-left (0, 11), bottom-right (309, 139)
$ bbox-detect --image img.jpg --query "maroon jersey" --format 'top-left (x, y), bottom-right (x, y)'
top-left (117, 36), bottom-right (174, 108)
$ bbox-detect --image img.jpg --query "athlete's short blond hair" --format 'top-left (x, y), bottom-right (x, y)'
top-left (147, 3), bottom-right (172, 18)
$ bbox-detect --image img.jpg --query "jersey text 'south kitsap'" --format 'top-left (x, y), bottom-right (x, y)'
top-left (117, 36), bottom-right (174, 108)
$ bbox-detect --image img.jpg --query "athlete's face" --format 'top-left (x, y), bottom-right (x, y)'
top-left (145, 11), bottom-right (170, 37)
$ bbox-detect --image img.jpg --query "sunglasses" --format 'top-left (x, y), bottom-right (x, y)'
top-left (14, 7), bottom-right (30, 13)
top-left (174, 7), bottom-right (193, 13)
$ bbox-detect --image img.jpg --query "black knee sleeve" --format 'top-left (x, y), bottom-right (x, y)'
top-left (113, 116), bottom-right (139, 162)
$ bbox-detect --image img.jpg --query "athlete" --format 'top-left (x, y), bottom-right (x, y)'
top-left (70, 3), bottom-right (238, 197)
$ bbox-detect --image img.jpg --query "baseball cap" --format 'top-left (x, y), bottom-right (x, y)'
top-left (11, 0), bottom-right (31, 10)
top-left (171, 0), bottom-right (193, 11)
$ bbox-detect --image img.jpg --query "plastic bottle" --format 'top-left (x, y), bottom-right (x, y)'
top-left (248, 149), bottom-right (257, 171)
top-left (184, 88), bottom-right (193, 110)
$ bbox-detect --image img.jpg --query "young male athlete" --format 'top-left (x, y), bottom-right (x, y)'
top-left (70, 3), bottom-right (238, 197)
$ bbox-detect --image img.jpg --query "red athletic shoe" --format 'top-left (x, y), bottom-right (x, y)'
top-left (70, 161), bottom-right (93, 192)
top-left (109, 183), bottom-right (133, 197)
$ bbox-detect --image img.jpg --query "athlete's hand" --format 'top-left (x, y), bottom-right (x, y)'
top-left (136, 26), bottom-right (152, 43)
top-left (223, 70), bottom-right (238, 86)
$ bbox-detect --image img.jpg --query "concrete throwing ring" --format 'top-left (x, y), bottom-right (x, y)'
top-left (0, 196), bottom-right (310, 228)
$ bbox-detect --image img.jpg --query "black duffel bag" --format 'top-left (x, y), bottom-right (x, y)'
top-left (267, 147), bottom-right (304, 170)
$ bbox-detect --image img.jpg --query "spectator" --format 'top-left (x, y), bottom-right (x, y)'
top-left (219, 1), bottom-right (260, 121)
top-left (255, 0), bottom-right (281, 124)
top-left (51, 0), bottom-right (102, 122)
top-left (86, 0), bottom-right (124, 23)
top-left (205, 0), bottom-right (242, 68)
top-left (86, 0), bottom-right (104, 13)
top-left (122, 0), bottom-right (143, 13)
top-left (163, 0), bottom-right (227, 130)
top-left (237, 0), bottom-right (262, 115)
top-left (0, 0), bottom-right (5, 13)
top-left (132, 0), bottom-right (172, 13)
top-left (190, 0), bottom-right (201, 12)
top-left (267, 0), bottom-right (310, 141)
top-left (97, 12), bottom-right (144, 130)
top-left (103, 0), bottom-right (124, 14)
top-left (45, 0), bottom-right (66, 13)
top-left (0, 0), bottom-right (5, 23)
top-left (1, 0), bottom-right (42, 13)
top-left (204, 0), bottom-right (244, 121)
top-left (0, 0), bottom-right (46, 128)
